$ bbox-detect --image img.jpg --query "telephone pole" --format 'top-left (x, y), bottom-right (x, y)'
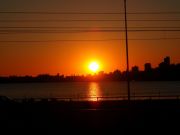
top-left (124, 0), bottom-right (130, 101)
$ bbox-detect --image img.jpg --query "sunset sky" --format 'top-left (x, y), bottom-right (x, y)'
top-left (0, 0), bottom-right (180, 76)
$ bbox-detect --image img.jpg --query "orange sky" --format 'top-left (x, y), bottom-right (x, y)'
top-left (0, 0), bottom-right (179, 76)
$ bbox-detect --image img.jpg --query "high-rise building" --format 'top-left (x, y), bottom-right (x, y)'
top-left (164, 56), bottom-right (170, 66)
top-left (144, 63), bottom-right (152, 72)
top-left (132, 66), bottom-right (139, 73)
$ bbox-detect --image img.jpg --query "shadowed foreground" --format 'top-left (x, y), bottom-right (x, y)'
top-left (0, 99), bottom-right (180, 134)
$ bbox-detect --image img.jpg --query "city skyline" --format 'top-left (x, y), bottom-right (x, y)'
top-left (1, 56), bottom-right (179, 80)
top-left (0, 0), bottom-right (180, 76)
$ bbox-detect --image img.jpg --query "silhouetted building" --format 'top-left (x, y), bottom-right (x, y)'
top-left (132, 66), bottom-right (139, 74)
top-left (144, 63), bottom-right (152, 72)
top-left (0, 56), bottom-right (179, 82)
top-left (98, 71), bottom-right (105, 75)
top-left (159, 56), bottom-right (170, 69)
top-left (131, 66), bottom-right (140, 80)
top-left (164, 56), bottom-right (170, 65)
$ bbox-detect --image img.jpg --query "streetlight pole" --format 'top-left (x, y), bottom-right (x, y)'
top-left (124, 0), bottom-right (130, 101)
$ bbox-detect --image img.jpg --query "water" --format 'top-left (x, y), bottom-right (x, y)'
top-left (0, 81), bottom-right (180, 100)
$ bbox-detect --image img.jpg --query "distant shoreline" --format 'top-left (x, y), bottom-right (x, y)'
top-left (0, 80), bottom-right (180, 83)
top-left (1, 56), bottom-right (179, 82)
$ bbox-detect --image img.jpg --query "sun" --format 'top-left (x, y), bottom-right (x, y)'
top-left (89, 62), bottom-right (99, 73)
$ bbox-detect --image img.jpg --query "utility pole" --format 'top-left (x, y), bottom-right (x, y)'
top-left (124, 0), bottom-right (130, 101)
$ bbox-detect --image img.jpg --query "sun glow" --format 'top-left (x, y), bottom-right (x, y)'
top-left (89, 62), bottom-right (99, 73)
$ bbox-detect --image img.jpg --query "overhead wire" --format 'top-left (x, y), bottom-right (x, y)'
top-left (0, 29), bottom-right (180, 34)
top-left (0, 38), bottom-right (180, 43)
top-left (0, 11), bottom-right (179, 42)
top-left (0, 19), bottom-right (180, 22)
top-left (0, 26), bottom-right (180, 29)
top-left (0, 11), bottom-right (180, 14)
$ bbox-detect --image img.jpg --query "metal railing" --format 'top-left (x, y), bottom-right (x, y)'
top-left (12, 95), bottom-right (180, 102)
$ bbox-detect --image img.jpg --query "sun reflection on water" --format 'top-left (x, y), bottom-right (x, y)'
top-left (88, 82), bottom-right (101, 101)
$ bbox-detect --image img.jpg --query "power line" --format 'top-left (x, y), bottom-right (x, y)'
top-left (127, 11), bottom-right (180, 14)
top-left (0, 11), bottom-right (180, 14)
top-left (0, 19), bottom-right (125, 22)
top-left (0, 26), bottom-right (180, 29)
top-left (0, 39), bottom-right (121, 42)
top-left (129, 29), bottom-right (180, 32)
top-left (129, 38), bottom-right (180, 40)
top-left (0, 38), bottom-right (179, 43)
top-left (0, 11), bottom-right (124, 15)
top-left (0, 19), bottom-right (180, 22)
top-left (0, 29), bottom-right (180, 34)
top-left (0, 26), bottom-right (123, 29)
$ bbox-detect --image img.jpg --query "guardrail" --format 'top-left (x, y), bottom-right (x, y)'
top-left (12, 95), bottom-right (180, 102)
